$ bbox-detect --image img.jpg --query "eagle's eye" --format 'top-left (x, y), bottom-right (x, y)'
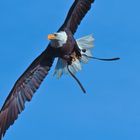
top-left (54, 33), bottom-right (57, 36)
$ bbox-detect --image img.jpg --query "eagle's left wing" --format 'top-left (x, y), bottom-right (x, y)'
top-left (59, 0), bottom-right (95, 34)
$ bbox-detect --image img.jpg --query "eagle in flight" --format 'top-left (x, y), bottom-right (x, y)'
top-left (0, 0), bottom-right (120, 139)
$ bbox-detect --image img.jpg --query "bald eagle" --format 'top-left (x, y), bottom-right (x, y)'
top-left (0, 0), bottom-right (120, 139)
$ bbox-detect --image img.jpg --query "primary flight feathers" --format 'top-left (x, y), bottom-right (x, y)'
top-left (0, 0), bottom-right (95, 139)
top-left (59, 0), bottom-right (94, 34)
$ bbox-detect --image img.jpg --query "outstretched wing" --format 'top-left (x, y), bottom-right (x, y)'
top-left (0, 45), bottom-right (55, 139)
top-left (59, 0), bottom-right (95, 34)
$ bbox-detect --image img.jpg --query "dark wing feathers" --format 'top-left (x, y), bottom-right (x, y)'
top-left (59, 0), bottom-right (95, 34)
top-left (0, 46), bottom-right (54, 139)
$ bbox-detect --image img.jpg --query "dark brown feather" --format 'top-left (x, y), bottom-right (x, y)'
top-left (59, 0), bottom-right (95, 34)
top-left (0, 45), bottom-right (55, 139)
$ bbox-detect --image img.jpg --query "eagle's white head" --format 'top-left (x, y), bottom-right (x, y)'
top-left (48, 31), bottom-right (68, 48)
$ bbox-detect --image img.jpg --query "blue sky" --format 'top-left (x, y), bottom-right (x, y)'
top-left (0, 0), bottom-right (140, 140)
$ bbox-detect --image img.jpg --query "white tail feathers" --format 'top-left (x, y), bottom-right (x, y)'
top-left (77, 34), bottom-right (94, 63)
top-left (76, 34), bottom-right (94, 49)
top-left (53, 58), bottom-right (67, 79)
top-left (53, 34), bottom-right (94, 79)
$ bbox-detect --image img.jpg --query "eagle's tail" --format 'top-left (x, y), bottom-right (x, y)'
top-left (76, 34), bottom-right (94, 63)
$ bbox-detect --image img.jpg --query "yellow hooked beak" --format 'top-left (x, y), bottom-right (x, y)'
top-left (48, 34), bottom-right (56, 40)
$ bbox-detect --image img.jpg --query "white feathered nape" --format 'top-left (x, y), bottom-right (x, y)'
top-left (53, 34), bottom-right (94, 79)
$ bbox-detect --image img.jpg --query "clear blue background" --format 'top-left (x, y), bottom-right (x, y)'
top-left (0, 0), bottom-right (139, 140)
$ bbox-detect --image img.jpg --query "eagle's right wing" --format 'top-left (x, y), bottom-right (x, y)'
top-left (0, 45), bottom-right (55, 139)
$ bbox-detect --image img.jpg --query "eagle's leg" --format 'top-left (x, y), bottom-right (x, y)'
top-left (74, 43), bottom-right (82, 58)
top-left (62, 52), bottom-right (81, 65)
top-left (62, 55), bottom-right (73, 65)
